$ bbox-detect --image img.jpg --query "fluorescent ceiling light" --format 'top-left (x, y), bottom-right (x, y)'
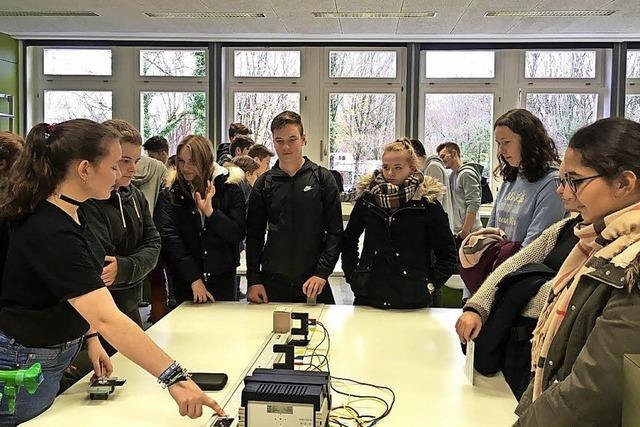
top-left (0, 11), bottom-right (99, 17)
top-left (313, 11), bottom-right (437, 18)
top-left (485, 10), bottom-right (615, 17)
top-left (144, 12), bottom-right (266, 18)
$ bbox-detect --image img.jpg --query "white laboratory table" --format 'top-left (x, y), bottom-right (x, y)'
top-left (314, 305), bottom-right (517, 426)
top-left (24, 304), bottom-right (517, 426)
top-left (22, 303), bottom-right (323, 427)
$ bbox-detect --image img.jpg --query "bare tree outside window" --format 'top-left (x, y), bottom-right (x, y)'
top-left (627, 51), bottom-right (640, 122)
top-left (44, 91), bottom-right (112, 123)
top-left (329, 93), bottom-right (396, 191)
top-left (424, 94), bottom-right (493, 173)
top-left (234, 51), bottom-right (300, 78)
top-left (627, 50), bottom-right (640, 78)
top-left (141, 92), bottom-right (206, 155)
top-left (626, 95), bottom-right (640, 123)
top-left (140, 50), bottom-right (206, 77)
top-left (526, 93), bottom-right (597, 155)
top-left (140, 50), bottom-right (207, 154)
top-left (234, 92), bottom-right (300, 147)
top-left (525, 51), bottom-right (596, 79)
top-left (329, 51), bottom-right (396, 78)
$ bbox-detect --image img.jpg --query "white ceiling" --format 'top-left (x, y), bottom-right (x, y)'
top-left (0, 0), bottom-right (639, 41)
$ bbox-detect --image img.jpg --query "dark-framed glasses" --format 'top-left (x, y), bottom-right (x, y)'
top-left (555, 173), bottom-right (602, 193)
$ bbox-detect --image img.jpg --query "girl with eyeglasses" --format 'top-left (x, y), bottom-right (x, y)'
top-left (514, 117), bottom-right (640, 426)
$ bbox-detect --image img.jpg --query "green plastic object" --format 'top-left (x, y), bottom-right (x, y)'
top-left (0, 363), bottom-right (44, 415)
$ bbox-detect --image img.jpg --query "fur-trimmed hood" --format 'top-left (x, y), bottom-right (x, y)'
top-left (166, 162), bottom-right (245, 189)
top-left (355, 171), bottom-right (446, 203)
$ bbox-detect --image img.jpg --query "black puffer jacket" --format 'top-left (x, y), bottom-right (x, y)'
top-left (155, 164), bottom-right (246, 294)
top-left (81, 185), bottom-right (161, 313)
top-left (342, 173), bottom-right (457, 309)
top-left (246, 158), bottom-right (343, 285)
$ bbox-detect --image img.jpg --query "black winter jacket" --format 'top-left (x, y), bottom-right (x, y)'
top-left (246, 158), bottom-right (343, 285)
top-left (342, 173), bottom-right (457, 309)
top-left (81, 185), bottom-right (161, 312)
top-left (155, 164), bottom-right (246, 293)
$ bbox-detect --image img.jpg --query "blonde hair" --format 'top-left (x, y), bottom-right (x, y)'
top-left (382, 137), bottom-right (418, 169)
top-left (176, 135), bottom-right (215, 196)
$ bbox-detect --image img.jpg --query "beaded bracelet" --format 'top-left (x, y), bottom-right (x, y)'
top-left (158, 361), bottom-right (190, 388)
top-left (165, 368), bottom-right (191, 388)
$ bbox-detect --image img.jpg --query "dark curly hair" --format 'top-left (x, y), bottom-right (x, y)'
top-left (493, 109), bottom-right (560, 183)
top-left (569, 117), bottom-right (640, 181)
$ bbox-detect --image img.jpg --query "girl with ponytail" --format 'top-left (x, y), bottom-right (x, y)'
top-left (0, 119), bottom-right (224, 425)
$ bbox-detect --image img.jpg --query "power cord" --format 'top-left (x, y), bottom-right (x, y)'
top-left (294, 319), bottom-right (395, 426)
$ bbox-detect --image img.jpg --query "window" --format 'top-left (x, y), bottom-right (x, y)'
top-left (43, 49), bottom-right (112, 76)
top-left (425, 51), bottom-right (495, 79)
top-left (233, 92), bottom-right (300, 147)
top-left (329, 93), bottom-right (396, 191)
top-left (140, 50), bottom-right (206, 77)
top-left (526, 93), bottom-right (597, 154)
top-left (627, 51), bottom-right (640, 79)
top-left (626, 95), bottom-right (640, 123)
top-left (424, 93), bottom-right (493, 173)
top-left (234, 50), bottom-right (301, 78)
top-left (44, 90), bottom-right (112, 123)
top-left (141, 92), bottom-right (206, 155)
top-left (627, 51), bottom-right (640, 121)
top-left (525, 51), bottom-right (596, 79)
top-left (329, 51), bottom-right (396, 78)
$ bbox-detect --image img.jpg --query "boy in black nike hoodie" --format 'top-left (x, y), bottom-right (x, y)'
top-left (246, 111), bottom-right (343, 304)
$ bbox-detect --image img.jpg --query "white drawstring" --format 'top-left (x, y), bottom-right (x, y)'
top-left (132, 196), bottom-right (141, 221)
top-left (116, 191), bottom-right (127, 230)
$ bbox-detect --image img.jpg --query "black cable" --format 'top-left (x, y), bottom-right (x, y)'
top-left (305, 320), bottom-right (396, 426)
top-left (330, 376), bottom-right (396, 424)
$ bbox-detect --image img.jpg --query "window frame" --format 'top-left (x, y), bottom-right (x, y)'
top-left (42, 47), bottom-right (114, 78)
top-left (136, 48), bottom-right (209, 81)
top-left (421, 49), bottom-right (498, 83)
top-left (28, 45), bottom-right (209, 138)
top-left (227, 87), bottom-right (304, 147)
top-left (322, 86), bottom-right (405, 186)
top-left (324, 47), bottom-right (403, 83)
top-left (419, 86), bottom-right (498, 177)
top-left (42, 89), bottom-right (114, 123)
top-left (518, 49), bottom-right (607, 154)
top-left (227, 47), bottom-right (304, 83)
top-left (138, 89), bottom-right (209, 148)
top-left (520, 49), bottom-right (605, 85)
top-left (626, 50), bottom-right (640, 120)
top-left (419, 49), bottom-right (500, 187)
top-left (321, 47), bottom-right (406, 175)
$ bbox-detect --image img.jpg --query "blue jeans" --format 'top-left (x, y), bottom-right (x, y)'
top-left (0, 332), bottom-right (82, 426)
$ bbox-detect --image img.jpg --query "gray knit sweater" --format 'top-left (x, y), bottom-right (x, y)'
top-left (463, 217), bottom-right (576, 323)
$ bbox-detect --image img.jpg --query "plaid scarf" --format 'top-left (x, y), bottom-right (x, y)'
top-left (531, 201), bottom-right (640, 401)
top-left (369, 170), bottom-right (424, 210)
